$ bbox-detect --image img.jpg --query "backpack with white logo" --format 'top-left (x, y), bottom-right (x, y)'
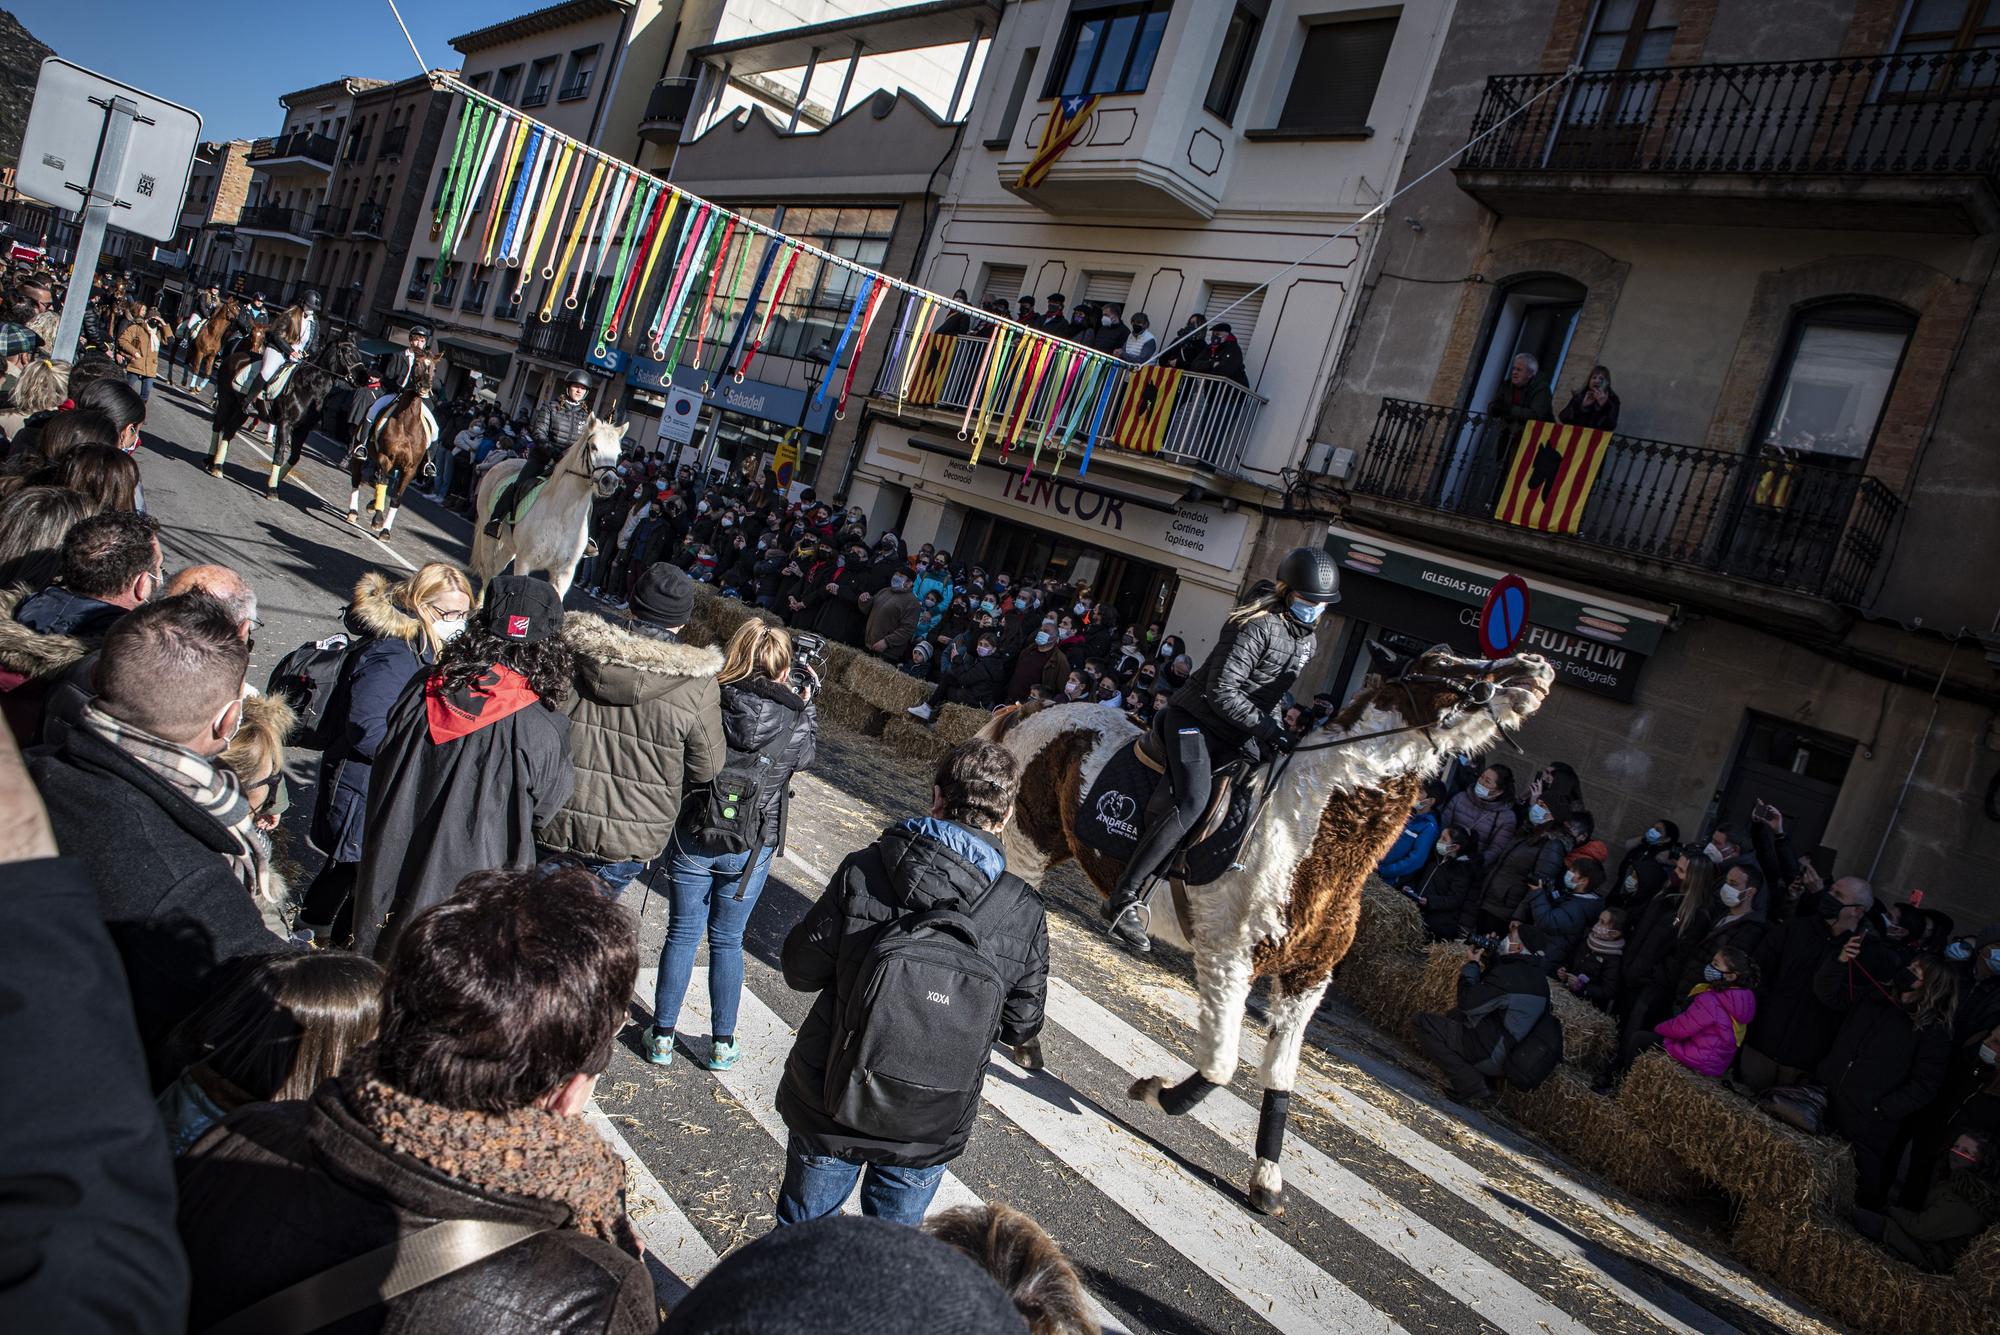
top-left (824, 902), bottom-right (1012, 1148)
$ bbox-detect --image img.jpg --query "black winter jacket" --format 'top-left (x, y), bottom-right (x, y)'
top-left (1618, 894), bottom-right (1704, 1016)
top-left (529, 395), bottom-right (592, 454)
top-left (1747, 914), bottom-right (1849, 1070)
top-left (1522, 887), bottom-right (1603, 977)
top-left (1476, 828), bottom-right (1571, 928)
top-left (310, 573), bottom-right (432, 866)
top-left (1409, 851), bottom-right (1477, 940)
top-left (937, 649), bottom-right (1008, 708)
top-left (778, 819), bottom-right (1048, 1167)
top-left (1451, 952), bottom-right (1551, 1075)
top-left (708, 675), bottom-right (816, 849)
top-left (1562, 936), bottom-right (1624, 1010)
top-left (1172, 605), bottom-right (1316, 745)
top-left (1668, 910), bottom-right (1766, 1002)
top-left (1815, 950), bottom-right (1952, 1142)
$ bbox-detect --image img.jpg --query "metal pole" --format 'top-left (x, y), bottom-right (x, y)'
top-left (946, 23), bottom-right (984, 123)
top-left (788, 47), bottom-right (821, 133)
top-left (834, 40), bottom-right (863, 119)
top-left (53, 94), bottom-right (141, 363)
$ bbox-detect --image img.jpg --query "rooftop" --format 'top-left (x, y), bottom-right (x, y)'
top-left (451, 0), bottom-right (631, 55)
top-left (352, 70), bottom-right (460, 107)
top-left (279, 77), bottom-right (387, 108)
top-left (690, 0), bottom-right (998, 77)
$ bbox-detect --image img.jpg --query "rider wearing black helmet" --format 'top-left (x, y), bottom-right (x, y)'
top-left (486, 366), bottom-right (595, 537)
top-left (1103, 546), bottom-right (1341, 951)
top-left (246, 290), bottom-right (321, 402)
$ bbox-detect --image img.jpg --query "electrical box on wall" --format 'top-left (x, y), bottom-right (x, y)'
top-left (1306, 442), bottom-right (1354, 479)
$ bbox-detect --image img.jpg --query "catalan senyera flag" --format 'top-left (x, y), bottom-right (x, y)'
top-left (771, 429), bottom-right (801, 491)
top-left (1106, 365), bottom-right (1184, 454)
top-left (905, 333), bottom-right (959, 405)
top-left (1495, 421), bottom-right (1613, 534)
top-left (1018, 94), bottom-right (1101, 190)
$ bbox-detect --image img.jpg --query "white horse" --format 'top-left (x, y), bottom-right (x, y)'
top-left (470, 416), bottom-right (622, 601)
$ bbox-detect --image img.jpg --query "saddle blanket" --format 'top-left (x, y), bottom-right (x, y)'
top-left (366, 394), bottom-right (438, 449)
top-left (229, 358), bottom-right (300, 400)
top-left (492, 474), bottom-right (550, 527)
top-left (1076, 735), bottom-right (1263, 887)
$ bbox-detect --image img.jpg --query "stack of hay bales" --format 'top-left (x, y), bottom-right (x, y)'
top-left (841, 651), bottom-right (933, 716)
top-left (1330, 882), bottom-right (1428, 1040)
top-left (1496, 1067), bottom-right (1701, 1201)
top-left (1732, 1203), bottom-right (2000, 1335)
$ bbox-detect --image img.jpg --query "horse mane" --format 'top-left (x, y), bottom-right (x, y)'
top-left (977, 700), bottom-right (1046, 745)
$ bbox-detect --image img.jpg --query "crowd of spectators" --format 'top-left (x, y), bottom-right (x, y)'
top-left (936, 288), bottom-right (1249, 385)
top-left (1385, 756), bottom-right (1997, 1271)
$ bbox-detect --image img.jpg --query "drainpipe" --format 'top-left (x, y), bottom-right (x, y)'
top-left (1867, 634), bottom-right (1960, 883)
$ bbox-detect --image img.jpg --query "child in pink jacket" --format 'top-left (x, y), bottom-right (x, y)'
top-left (1654, 947), bottom-right (1759, 1078)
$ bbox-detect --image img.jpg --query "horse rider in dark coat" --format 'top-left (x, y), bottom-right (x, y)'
top-left (1103, 547), bottom-right (1339, 952)
top-left (487, 368), bottom-right (594, 537)
top-left (361, 324), bottom-right (441, 462)
top-left (221, 292), bottom-right (271, 365)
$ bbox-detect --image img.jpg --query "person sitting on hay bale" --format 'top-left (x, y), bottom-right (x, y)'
top-left (1650, 946), bottom-right (1759, 1079)
top-left (1414, 929), bottom-right (1556, 1109)
top-left (1855, 1130), bottom-right (2000, 1272)
top-left (1556, 908), bottom-right (1627, 1012)
top-left (1401, 823), bottom-right (1479, 942)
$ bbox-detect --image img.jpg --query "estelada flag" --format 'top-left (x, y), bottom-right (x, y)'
top-left (1495, 421), bottom-right (1613, 534)
top-left (1018, 95), bottom-right (1101, 190)
top-left (906, 333), bottom-right (958, 404)
top-left (1106, 365), bottom-right (1183, 454)
top-left (771, 429), bottom-right (801, 491)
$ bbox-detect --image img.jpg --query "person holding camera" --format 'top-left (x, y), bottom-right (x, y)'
top-left (537, 563), bottom-right (725, 896)
top-left (647, 620), bottom-right (818, 1072)
top-left (1414, 929), bottom-right (1554, 1107)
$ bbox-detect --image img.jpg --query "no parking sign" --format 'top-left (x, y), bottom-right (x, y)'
top-left (1479, 574), bottom-right (1531, 658)
top-left (658, 388), bottom-right (700, 446)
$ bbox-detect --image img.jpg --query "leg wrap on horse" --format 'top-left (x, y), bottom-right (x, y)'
top-left (1159, 1072), bottom-right (1220, 1116)
top-left (1256, 1090), bottom-right (1290, 1163)
top-left (373, 482), bottom-right (388, 512)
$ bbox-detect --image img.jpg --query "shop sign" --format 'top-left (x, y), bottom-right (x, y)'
top-left (614, 356), bottom-right (837, 435)
top-left (658, 386), bottom-right (700, 445)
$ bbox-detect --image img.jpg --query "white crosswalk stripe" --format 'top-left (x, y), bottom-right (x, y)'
top-left (585, 1106), bottom-right (717, 1304)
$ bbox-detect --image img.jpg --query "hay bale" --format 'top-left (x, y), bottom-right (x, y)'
top-left (1333, 951), bottom-right (1427, 1041)
top-left (817, 638), bottom-right (860, 682)
top-left (1546, 986), bottom-right (1617, 1076)
top-left (1956, 1224), bottom-right (2000, 1311)
top-left (1413, 941), bottom-right (1470, 1017)
top-left (1733, 1203), bottom-right (1999, 1335)
top-left (1496, 1068), bottom-right (1702, 1201)
top-left (814, 681), bottom-right (884, 737)
top-left (1619, 1048), bottom-right (1855, 1218)
top-left (880, 716), bottom-right (952, 765)
top-left (843, 652), bottom-right (932, 714)
top-left (934, 703), bottom-right (992, 745)
top-left (1346, 878), bottom-right (1425, 967)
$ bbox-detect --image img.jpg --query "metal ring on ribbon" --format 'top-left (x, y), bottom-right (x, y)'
top-left (733, 371), bottom-right (746, 384)
top-left (834, 410), bottom-right (845, 421)
top-left (957, 429), bottom-right (969, 441)
top-left (592, 343), bottom-right (608, 359)
top-left (538, 311), bottom-right (552, 324)
top-left (564, 295), bottom-right (579, 310)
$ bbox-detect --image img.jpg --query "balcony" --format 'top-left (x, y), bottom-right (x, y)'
top-left (520, 85), bottom-right (552, 109)
top-left (558, 76), bottom-right (593, 103)
top-left (1346, 398), bottom-right (1898, 625)
top-left (235, 204), bottom-right (312, 244)
top-left (873, 333), bottom-right (1263, 479)
top-left (1457, 49), bottom-right (2000, 233)
top-left (637, 76), bottom-right (698, 143)
top-left (998, 98), bottom-right (1218, 220)
top-left (352, 202), bottom-right (386, 237)
top-left (311, 205), bottom-right (349, 236)
top-left (520, 313), bottom-right (593, 363)
top-left (249, 130), bottom-right (339, 173)
top-left (378, 124), bottom-right (408, 159)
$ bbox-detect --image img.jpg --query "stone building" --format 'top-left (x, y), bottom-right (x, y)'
top-left (1314, 0), bottom-right (2000, 918)
top-left (238, 78), bottom-right (382, 304)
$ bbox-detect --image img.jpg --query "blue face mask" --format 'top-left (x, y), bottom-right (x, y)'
top-left (1645, 828), bottom-right (1664, 844)
top-left (1035, 630), bottom-right (1052, 647)
top-left (1947, 940), bottom-right (1972, 962)
top-left (1703, 964), bottom-right (1726, 984)
top-left (1288, 598), bottom-right (1324, 624)
top-left (1529, 803), bottom-right (1551, 824)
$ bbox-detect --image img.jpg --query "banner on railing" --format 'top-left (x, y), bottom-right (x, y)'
top-left (1018, 94), bottom-right (1101, 190)
top-left (1495, 421), bottom-right (1612, 534)
top-left (905, 332), bottom-right (959, 405)
top-left (1106, 365), bottom-right (1182, 454)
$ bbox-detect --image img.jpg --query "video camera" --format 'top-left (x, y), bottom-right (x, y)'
top-left (789, 630), bottom-right (827, 695)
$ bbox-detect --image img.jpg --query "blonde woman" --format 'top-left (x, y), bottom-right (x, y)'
top-left (218, 693), bottom-right (300, 935)
top-left (647, 617), bottom-right (817, 1071)
top-left (0, 356), bottom-right (69, 439)
top-left (298, 562), bottom-right (473, 942)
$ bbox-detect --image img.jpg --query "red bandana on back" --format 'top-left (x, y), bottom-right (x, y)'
top-left (425, 663), bottom-right (539, 743)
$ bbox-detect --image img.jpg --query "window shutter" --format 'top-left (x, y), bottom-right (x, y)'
top-left (1080, 270), bottom-right (1133, 305)
top-left (1201, 280), bottom-right (1264, 351)
top-left (1277, 16), bottom-right (1400, 132)
top-left (980, 263), bottom-right (1027, 307)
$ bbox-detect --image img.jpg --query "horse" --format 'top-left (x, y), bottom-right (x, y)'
top-left (470, 415), bottom-right (623, 601)
top-left (185, 298), bottom-right (240, 392)
top-left (345, 350), bottom-right (443, 542)
top-left (982, 643), bottom-right (1554, 1216)
top-left (206, 336), bottom-right (368, 501)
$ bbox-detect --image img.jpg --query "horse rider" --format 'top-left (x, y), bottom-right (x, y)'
top-left (1101, 546), bottom-right (1342, 952)
top-left (244, 291), bottom-right (321, 405)
top-left (360, 324), bottom-right (440, 455)
top-left (195, 283), bottom-right (223, 321)
top-left (222, 291), bottom-right (272, 365)
top-left (485, 367), bottom-right (592, 537)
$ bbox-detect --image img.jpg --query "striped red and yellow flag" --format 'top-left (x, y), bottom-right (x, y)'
top-left (1106, 365), bottom-right (1183, 454)
top-left (1495, 421), bottom-right (1613, 534)
top-left (1018, 95), bottom-right (1101, 190)
top-left (905, 333), bottom-right (958, 405)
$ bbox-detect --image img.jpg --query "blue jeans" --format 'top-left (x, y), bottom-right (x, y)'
top-left (653, 833), bottom-right (775, 1039)
top-left (538, 853), bottom-right (647, 898)
top-left (773, 1135), bottom-right (948, 1227)
top-left (430, 449), bottom-right (455, 500)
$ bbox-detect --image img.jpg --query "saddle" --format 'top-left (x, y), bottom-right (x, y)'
top-left (492, 474), bottom-right (551, 529)
top-left (1076, 728), bottom-right (1269, 888)
top-left (229, 357), bottom-right (299, 401)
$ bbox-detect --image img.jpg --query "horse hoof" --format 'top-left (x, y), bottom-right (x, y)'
top-left (206, 467), bottom-right (223, 478)
top-left (1248, 1159), bottom-right (1284, 1216)
top-left (344, 511), bottom-right (359, 525)
top-left (1127, 1076), bottom-right (1166, 1109)
top-left (261, 489), bottom-right (278, 502)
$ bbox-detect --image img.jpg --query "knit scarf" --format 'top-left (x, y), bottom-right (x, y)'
top-left (81, 701), bottom-right (266, 897)
top-left (346, 1078), bottom-right (639, 1255)
top-left (1586, 926), bottom-right (1625, 956)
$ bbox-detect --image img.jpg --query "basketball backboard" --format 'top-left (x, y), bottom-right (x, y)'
top-left (15, 58), bottom-right (201, 243)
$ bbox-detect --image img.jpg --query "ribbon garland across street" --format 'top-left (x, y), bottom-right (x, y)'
top-left (423, 73), bottom-right (1132, 471)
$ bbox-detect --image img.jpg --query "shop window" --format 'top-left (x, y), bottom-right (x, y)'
top-left (1887, 0), bottom-right (2000, 96)
top-left (1755, 302), bottom-right (1913, 464)
top-left (1046, 1), bottom-right (1172, 99)
top-left (1204, 4), bottom-right (1265, 124)
top-left (1271, 12), bottom-right (1399, 135)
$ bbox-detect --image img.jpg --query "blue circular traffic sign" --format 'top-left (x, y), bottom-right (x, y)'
top-left (1480, 575), bottom-right (1531, 658)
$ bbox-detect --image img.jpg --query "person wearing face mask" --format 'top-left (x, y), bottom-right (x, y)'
top-left (1156, 633), bottom-right (1186, 665)
top-left (1100, 548), bottom-right (1339, 951)
top-left (1649, 947), bottom-right (1759, 1079)
top-left (1739, 874), bottom-right (1880, 1094)
top-left (1413, 928), bottom-right (1552, 1108)
top-left (1557, 908), bottom-right (1627, 1010)
top-left (1815, 941), bottom-right (1958, 1208)
top-left (912, 554), bottom-right (953, 610)
top-left (1519, 857), bottom-right (1606, 975)
top-left (1406, 823), bottom-right (1479, 942)
top-left (1899, 923), bottom-right (2000, 1210)
top-left (1472, 790), bottom-right (1572, 936)
top-left (1440, 764), bottom-right (1519, 870)
top-left (1857, 1130), bottom-right (2000, 1272)
top-left (1664, 863), bottom-right (1767, 1000)
top-left (297, 564), bottom-right (474, 945)
top-left (1164, 652), bottom-right (1195, 691)
top-left (909, 631), bottom-right (1007, 720)
top-left (1118, 312), bottom-right (1157, 364)
top-left (1003, 618), bottom-right (1071, 706)
top-left (863, 568), bottom-right (921, 663)
top-left (1614, 818), bottom-right (1681, 901)
top-left (1378, 782), bottom-right (1444, 884)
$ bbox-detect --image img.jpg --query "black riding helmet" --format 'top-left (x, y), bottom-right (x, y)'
top-left (1277, 546), bottom-right (1341, 604)
top-left (564, 368), bottom-right (592, 390)
top-left (302, 291), bottom-right (321, 310)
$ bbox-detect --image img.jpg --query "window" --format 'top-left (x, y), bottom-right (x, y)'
top-left (1079, 270), bottom-right (1133, 308)
top-left (1046, 1), bottom-right (1172, 99)
top-left (495, 284), bottom-right (523, 323)
top-left (1889, 0), bottom-right (2000, 95)
top-left (1757, 303), bottom-right (1914, 463)
top-left (979, 263), bottom-right (1027, 309)
top-left (560, 46), bottom-right (602, 101)
top-left (1204, 4), bottom-right (1264, 123)
top-left (407, 257), bottom-right (432, 299)
top-left (462, 264), bottom-right (491, 313)
top-left (987, 47), bottom-right (1041, 148)
top-left (1199, 279), bottom-right (1264, 351)
top-left (467, 71), bottom-right (491, 93)
top-left (434, 261), bottom-right (461, 306)
top-left (494, 64), bottom-right (523, 104)
top-left (523, 57), bottom-right (557, 108)
top-left (1578, 0), bottom-right (1679, 72)
top-left (1271, 14), bottom-right (1399, 134)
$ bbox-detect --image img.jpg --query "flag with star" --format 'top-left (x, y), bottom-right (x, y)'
top-left (1018, 95), bottom-right (1102, 190)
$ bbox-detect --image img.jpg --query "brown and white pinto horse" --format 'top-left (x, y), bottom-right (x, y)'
top-left (347, 350), bottom-right (442, 541)
top-left (983, 644), bottom-right (1554, 1215)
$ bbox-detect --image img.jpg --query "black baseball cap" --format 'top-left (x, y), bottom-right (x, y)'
top-left (483, 575), bottom-right (563, 643)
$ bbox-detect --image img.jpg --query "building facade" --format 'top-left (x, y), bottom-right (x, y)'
top-left (849, 0), bottom-right (1454, 653)
top-left (1315, 0), bottom-right (2000, 917)
top-left (178, 140), bottom-right (253, 286)
top-left (238, 78), bottom-right (382, 305)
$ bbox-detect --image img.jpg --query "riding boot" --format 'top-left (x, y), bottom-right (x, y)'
top-left (485, 478), bottom-right (520, 538)
top-left (1104, 811), bottom-right (1188, 954)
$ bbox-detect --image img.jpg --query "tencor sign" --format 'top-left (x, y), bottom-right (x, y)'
top-left (16, 59), bottom-right (200, 243)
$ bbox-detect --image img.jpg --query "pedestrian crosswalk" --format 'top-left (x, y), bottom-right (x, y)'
top-left (588, 849), bottom-right (1837, 1335)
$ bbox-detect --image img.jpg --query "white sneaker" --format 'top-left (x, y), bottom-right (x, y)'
top-left (906, 703), bottom-right (932, 720)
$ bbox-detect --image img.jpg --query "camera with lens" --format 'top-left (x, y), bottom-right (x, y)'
top-left (789, 630), bottom-right (827, 695)
top-left (1464, 933), bottom-right (1503, 955)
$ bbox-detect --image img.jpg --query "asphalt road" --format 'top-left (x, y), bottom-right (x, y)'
top-left (131, 383), bottom-right (1839, 1335)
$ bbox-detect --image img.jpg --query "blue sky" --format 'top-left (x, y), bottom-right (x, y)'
top-left (11, 1), bottom-right (504, 141)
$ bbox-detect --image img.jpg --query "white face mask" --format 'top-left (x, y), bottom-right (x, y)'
top-left (1064, 681), bottom-right (1084, 698)
top-left (1074, 602), bottom-right (1088, 615)
top-left (1983, 1044), bottom-right (1999, 1066)
top-left (434, 616), bottom-right (467, 644)
top-left (1101, 315), bottom-right (1115, 326)
top-left (1719, 884), bottom-right (1744, 908)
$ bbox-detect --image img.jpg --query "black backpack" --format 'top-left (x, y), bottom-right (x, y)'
top-left (1502, 1009), bottom-right (1564, 1092)
top-left (682, 711), bottom-right (797, 856)
top-left (266, 633), bottom-right (356, 750)
top-left (824, 903), bottom-right (1012, 1147)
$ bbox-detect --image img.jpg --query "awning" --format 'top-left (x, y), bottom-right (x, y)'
top-left (356, 337), bottom-right (401, 359)
top-left (437, 336), bottom-right (513, 379)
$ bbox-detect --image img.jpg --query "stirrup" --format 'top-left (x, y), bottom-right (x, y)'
top-left (1106, 900), bottom-right (1152, 952)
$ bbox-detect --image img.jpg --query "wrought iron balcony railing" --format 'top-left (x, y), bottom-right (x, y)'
top-left (1350, 398), bottom-right (1897, 604)
top-left (378, 124), bottom-right (409, 159)
top-left (249, 131), bottom-right (339, 169)
top-left (236, 204), bottom-right (312, 240)
top-left (1463, 48), bottom-right (2000, 178)
top-left (521, 313), bottom-right (593, 363)
top-left (311, 205), bottom-right (349, 235)
top-left (351, 202), bottom-right (386, 237)
top-left (872, 332), bottom-right (1263, 477)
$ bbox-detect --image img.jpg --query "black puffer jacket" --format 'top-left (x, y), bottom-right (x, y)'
top-left (1475, 827), bottom-right (1571, 928)
top-left (1815, 949), bottom-right (1951, 1139)
top-left (712, 675), bottom-right (817, 849)
top-left (1748, 914), bottom-right (1850, 1069)
top-left (1172, 604), bottom-right (1316, 745)
top-left (530, 395), bottom-right (592, 453)
top-left (777, 819), bottom-right (1048, 1167)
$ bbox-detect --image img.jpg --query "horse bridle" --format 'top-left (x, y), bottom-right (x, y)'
top-left (1285, 645), bottom-right (1524, 756)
